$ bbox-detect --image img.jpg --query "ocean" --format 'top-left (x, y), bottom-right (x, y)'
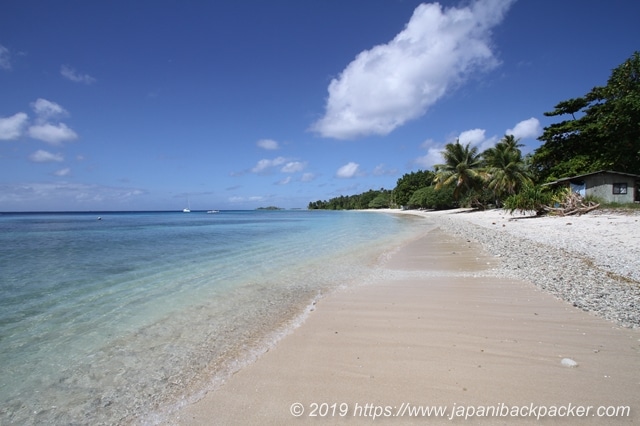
top-left (0, 210), bottom-right (432, 424)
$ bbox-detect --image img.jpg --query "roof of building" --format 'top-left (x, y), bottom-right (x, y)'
top-left (544, 170), bottom-right (640, 186)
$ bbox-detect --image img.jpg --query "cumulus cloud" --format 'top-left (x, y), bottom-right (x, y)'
top-left (311, 0), bottom-right (515, 139)
top-left (458, 128), bottom-right (486, 145)
top-left (281, 161), bottom-right (305, 173)
top-left (32, 98), bottom-right (69, 122)
top-left (506, 117), bottom-right (542, 140)
top-left (257, 138), bottom-right (279, 150)
top-left (336, 162), bottom-right (360, 178)
top-left (26, 99), bottom-right (78, 144)
top-left (251, 156), bottom-right (287, 173)
top-left (459, 128), bottom-right (497, 152)
top-left (29, 149), bottom-right (64, 163)
top-left (415, 144), bottom-right (445, 169)
top-left (60, 65), bottom-right (96, 84)
top-left (28, 123), bottom-right (78, 145)
top-left (277, 176), bottom-right (292, 185)
top-left (0, 112), bottom-right (28, 140)
top-left (1, 99), bottom-right (78, 143)
top-left (0, 44), bottom-right (11, 70)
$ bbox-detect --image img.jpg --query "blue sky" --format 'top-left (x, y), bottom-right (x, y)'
top-left (1, 0), bottom-right (639, 211)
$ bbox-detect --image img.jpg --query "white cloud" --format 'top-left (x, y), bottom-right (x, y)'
top-left (54, 168), bottom-right (71, 176)
top-left (31, 98), bottom-right (68, 122)
top-left (0, 112), bottom-right (28, 140)
top-left (301, 172), bottom-right (316, 182)
top-left (311, 0), bottom-right (515, 139)
top-left (29, 149), bottom-right (64, 163)
top-left (28, 123), bottom-right (78, 145)
top-left (281, 161), bottom-right (305, 173)
top-left (25, 99), bottom-right (78, 144)
top-left (336, 162), bottom-right (360, 178)
top-left (257, 138), bottom-right (279, 150)
top-left (60, 65), bottom-right (96, 84)
top-left (277, 176), bottom-right (292, 185)
top-left (458, 128), bottom-right (486, 145)
top-left (506, 117), bottom-right (542, 140)
top-left (1, 99), bottom-right (79, 143)
top-left (415, 145), bottom-right (445, 169)
top-left (251, 156), bottom-right (287, 173)
top-left (0, 44), bottom-right (11, 70)
top-left (459, 128), bottom-right (497, 152)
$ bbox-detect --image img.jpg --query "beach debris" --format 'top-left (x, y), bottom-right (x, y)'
top-left (543, 191), bottom-right (599, 216)
top-left (561, 358), bottom-right (578, 368)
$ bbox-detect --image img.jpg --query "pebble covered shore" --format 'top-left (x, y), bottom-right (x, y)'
top-left (429, 209), bottom-right (640, 328)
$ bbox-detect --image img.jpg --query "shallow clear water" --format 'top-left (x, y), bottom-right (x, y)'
top-left (0, 210), bottom-right (432, 424)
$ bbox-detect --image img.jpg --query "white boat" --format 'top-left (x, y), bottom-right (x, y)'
top-left (183, 197), bottom-right (191, 213)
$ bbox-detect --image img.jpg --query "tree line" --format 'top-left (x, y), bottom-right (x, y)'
top-left (308, 52), bottom-right (640, 211)
top-left (308, 188), bottom-right (392, 210)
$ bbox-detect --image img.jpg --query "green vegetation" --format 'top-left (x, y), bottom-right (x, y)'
top-left (503, 184), bottom-right (556, 215)
top-left (308, 52), bottom-right (640, 213)
top-left (308, 189), bottom-right (392, 210)
top-left (408, 185), bottom-right (456, 210)
top-left (434, 141), bottom-right (486, 204)
top-left (532, 51), bottom-right (640, 182)
top-left (483, 135), bottom-right (533, 205)
top-left (392, 170), bottom-right (434, 207)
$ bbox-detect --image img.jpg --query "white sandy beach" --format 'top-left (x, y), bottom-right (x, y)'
top-left (413, 208), bottom-right (640, 283)
top-left (163, 209), bottom-right (640, 425)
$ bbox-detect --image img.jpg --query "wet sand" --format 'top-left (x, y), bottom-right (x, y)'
top-left (165, 227), bottom-right (639, 425)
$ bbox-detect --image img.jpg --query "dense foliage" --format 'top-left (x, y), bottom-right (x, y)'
top-left (308, 189), bottom-right (392, 210)
top-left (393, 170), bottom-right (435, 207)
top-left (532, 51), bottom-right (640, 181)
top-left (408, 185), bottom-right (456, 210)
top-left (308, 52), bottom-right (639, 212)
top-left (503, 184), bottom-right (555, 215)
top-left (433, 141), bottom-right (485, 201)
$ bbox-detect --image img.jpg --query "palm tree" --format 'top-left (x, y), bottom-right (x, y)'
top-left (483, 135), bottom-right (533, 205)
top-left (499, 134), bottom-right (522, 151)
top-left (433, 140), bottom-right (486, 203)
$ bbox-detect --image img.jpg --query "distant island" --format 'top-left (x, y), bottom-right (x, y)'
top-left (256, 206), bottom-right (284, 210)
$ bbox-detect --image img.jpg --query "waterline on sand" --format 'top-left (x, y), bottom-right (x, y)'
top-left (0, 210), bottom-right (434, 425)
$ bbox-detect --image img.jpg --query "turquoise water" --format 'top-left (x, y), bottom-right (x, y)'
top-left (0, 210), bottom-right (431, 424)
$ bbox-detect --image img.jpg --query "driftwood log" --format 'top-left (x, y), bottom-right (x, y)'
top-left (543, 191), bottom-right (600, 216)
